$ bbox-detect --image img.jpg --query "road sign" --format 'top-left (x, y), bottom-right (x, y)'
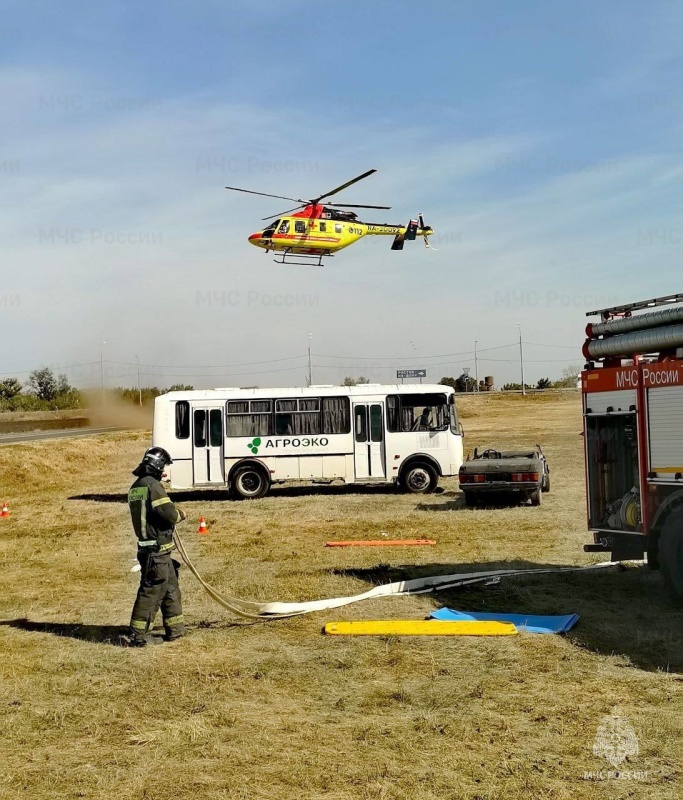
top-left (397, 369), bottom-right (426, 378)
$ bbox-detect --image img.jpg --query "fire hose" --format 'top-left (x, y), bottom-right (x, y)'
top-left (172, 528), bottom-right (622, 621)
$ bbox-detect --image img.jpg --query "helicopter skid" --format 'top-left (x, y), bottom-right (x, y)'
top-left (272, 248), bottom-right (332, 267)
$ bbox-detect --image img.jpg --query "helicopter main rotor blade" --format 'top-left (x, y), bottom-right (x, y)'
top-left (325, 203), bottom-right (392, 209)
top-left (225, 186), bottom-right (307, 204)
top-left (312, 168), bottom-right (378, 203)
top-left (261, 205), bottom-right (306, 221)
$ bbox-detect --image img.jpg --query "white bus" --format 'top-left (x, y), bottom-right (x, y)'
top-left (153, 384), bottom-right (464, 499)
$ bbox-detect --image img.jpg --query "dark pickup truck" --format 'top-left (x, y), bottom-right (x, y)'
top-left (458, 445), bottom-right (550, 507)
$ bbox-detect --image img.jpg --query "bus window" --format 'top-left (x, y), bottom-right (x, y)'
top-left (275, 398), bottom-right (321, 435)
top-left (449, 402), bottom-right (459, 433)
top-left (209, 409), bottom-right (223, 446)
top-left (275, 414), bottom-right (293, 435)
top-left (387, 393), bottom-right (450, 432)
top-left (354, 406), bottom-right (368, 442)
top-left (387, 396), bottom-right (399, 431)
top-left (370, 405), bottom-right (383, 442)
top-left (322, 396), bottom-right (350, 434)
top-left (175, 401), bottom-right (190, 439)
top-left (194, 410), bottom-right (207, 447)
top-left (226, 399), bottom-right (273, 437)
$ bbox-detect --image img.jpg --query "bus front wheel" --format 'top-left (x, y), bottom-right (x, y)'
top-left (400, 463), bottom-right (438, 494)
top-left (232, 465), bottom-right (270, 500)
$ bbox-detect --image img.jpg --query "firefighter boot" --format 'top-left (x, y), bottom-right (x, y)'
top-left (163, 616), bottom-right (186, 641)
top-left (127, 616), bottom-right (152, 647)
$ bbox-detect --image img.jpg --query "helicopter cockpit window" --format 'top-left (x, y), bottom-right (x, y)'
top-left (262, 219), bottom-right (279, 237)
top-left (278, 220), bottom-right (290, 234)
top-left (294, 220), bottom-right (307, 234)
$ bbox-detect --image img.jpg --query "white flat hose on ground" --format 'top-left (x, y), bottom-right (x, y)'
top-left (173, 531), bottom-right (621, 621)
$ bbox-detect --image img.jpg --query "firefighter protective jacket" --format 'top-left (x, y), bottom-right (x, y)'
top-left (128, 475), bottom-right (180, 553)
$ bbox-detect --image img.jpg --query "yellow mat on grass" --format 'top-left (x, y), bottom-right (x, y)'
top-left (323, 620), bottom-right (518, 636)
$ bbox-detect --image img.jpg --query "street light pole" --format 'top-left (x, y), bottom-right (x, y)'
top-left (474, 340), bottom-right (479, 392)
top-left (136, 355), bottom-right (142, 406)
top-left (100, 341), bottom-right (106, 407)
top-left (307, 333), bottom-right (313, 387)
top-left (517, 324), bottom-right (525, 395)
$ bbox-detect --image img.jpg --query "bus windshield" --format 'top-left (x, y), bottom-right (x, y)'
top-left (387, 393), bottom-right (451, 432)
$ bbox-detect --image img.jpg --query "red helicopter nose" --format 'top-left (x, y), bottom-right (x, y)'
top-left (248, 232), bottom-right (262, 245)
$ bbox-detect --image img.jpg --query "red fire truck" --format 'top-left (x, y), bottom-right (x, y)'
top-left (582, 293), bottom-right (683, 600)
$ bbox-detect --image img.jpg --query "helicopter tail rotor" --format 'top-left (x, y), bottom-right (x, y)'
top-left (390, 214), bottom-right (435, 251)
top-left (418, 213), bottom-right (437, 250)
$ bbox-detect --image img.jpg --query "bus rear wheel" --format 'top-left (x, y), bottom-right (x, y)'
top-left (659, 510), bottom-right (683, 602)
top-left (232, 465), bottom-right (270, 500)
top-left (400, 463), bottom-right (438, 494)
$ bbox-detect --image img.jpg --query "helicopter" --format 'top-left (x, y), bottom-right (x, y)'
top-left (225, 168), bottom-right (434, 266)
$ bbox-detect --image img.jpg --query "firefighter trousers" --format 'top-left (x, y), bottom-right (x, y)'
top-left (130, 550), bottom-right (185, 640)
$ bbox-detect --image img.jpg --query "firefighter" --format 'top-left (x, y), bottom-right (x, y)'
top-left (127, 446), bottom-right (187, 647)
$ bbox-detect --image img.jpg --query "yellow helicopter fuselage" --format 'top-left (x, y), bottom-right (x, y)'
top-left (248, 210), bottom-right (432, 257)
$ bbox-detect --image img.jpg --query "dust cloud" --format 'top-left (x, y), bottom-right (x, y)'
top-left (82, 391), bottom-right (153, 430)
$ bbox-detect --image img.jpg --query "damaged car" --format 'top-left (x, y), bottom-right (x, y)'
top-left (458, 445), bottom-right (550, 507)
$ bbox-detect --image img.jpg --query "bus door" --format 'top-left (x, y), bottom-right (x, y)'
top-left (353, 403), bottom-right (386, 479)
top-left (192, 407), bottom-right (225, 484)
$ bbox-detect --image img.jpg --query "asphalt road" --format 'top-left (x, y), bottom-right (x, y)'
top-left (0, 426), bottom-right (129, 445)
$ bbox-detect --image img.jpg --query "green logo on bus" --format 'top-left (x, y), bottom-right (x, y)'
top-left (248, 437), bottom-right (261, 454)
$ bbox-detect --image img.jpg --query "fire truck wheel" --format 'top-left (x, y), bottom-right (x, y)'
top-left (232, 465), bottom-right (270, 500)
top-left (529, 489), bottom-right (542, 507)
top-left (400, 463), bottom-right (438, 494)
top-left (659, 511), bottom-right (683, 602)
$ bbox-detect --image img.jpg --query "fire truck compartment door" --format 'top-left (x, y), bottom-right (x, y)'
top-left (585, 390), bottom-right (636, 414)
top-left (648, 386), bottom-right (683, 477)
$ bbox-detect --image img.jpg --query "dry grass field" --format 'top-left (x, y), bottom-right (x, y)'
top-left (0, 393), bottom-right (681, 800)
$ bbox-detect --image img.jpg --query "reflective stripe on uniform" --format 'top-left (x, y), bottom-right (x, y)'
top-left (137, 539), bottom-right (173, 551)
top-left (165, 615), bottom-right (184, 627)
top-left (129, 486), bottom-right (149, 542)
top-left (130, 618), bottom-right (148, 631)
top-left (151, 497), bottom-right (173, 508)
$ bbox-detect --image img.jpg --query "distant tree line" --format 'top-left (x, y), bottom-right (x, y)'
top-left (0, 367), bottom-right (195, 412)
top-left (440, 365), bottom-right (582, 393)
top-left (342, 376), bottom-right (370, 386)
top-left (115, 384), bottom-right (194, 406)
top-left (0, 368), bottom-right (81, 411)
top-left (0, 362), bottom-right (582, 413)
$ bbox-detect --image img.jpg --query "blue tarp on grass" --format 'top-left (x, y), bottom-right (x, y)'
top-left (429, 608), bottom-right (579, 634)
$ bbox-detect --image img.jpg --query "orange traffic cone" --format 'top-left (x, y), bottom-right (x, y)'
top-left (197, 516), bottom-right (208, 535)
top-left (0, 502), bottom-right (9, 518)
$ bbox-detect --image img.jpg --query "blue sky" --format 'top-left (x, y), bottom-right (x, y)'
top-left (2, 0), bottom-right (682, 388)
